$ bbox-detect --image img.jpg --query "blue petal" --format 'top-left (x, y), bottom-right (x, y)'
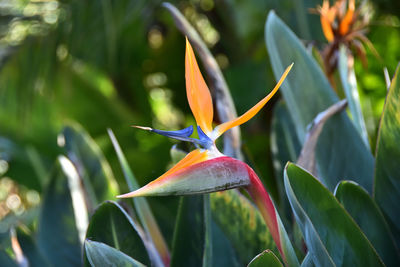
top-left (151, 125), bottom-right (193, 139)
top-left (197, 126), bottom-right (213, 149)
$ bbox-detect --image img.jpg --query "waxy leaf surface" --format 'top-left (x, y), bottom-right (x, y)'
top-left (335, 181), bottom-right (400, 266)
top-left (248, 250), bottom-right (283, 267)
top-left (284, 163), bottom-right (384, 267)
top-left (374, 66), bottom-right (400, 247)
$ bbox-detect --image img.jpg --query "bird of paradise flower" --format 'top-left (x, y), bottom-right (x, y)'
top-left (315, 0), bottom-right (379, 82)
top-left (118, 38), bottom-right (298, 266)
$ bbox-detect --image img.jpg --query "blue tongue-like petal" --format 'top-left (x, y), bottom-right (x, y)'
top-left (197, 126), bottom-right (213, 148)
top-left (151, 125), bottom-right (194, 139)
top-left (132, 125), bottom-right (213, 149)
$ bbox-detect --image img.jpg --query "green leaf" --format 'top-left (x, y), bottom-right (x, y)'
top-left (374, 66), bottom-right (400, 247)
top-left (37, 158), bottom-right (82, 267)
top-left (265, 11), bottom-right (374, 192)
top-left (335, 181), bottom-right (400, 266)
top-left (284, 163), bottom-right (384, 267)
top-left (338, 46), bottom-right (369, 149)
top-left (170, 195), bottom-right (212, 267)
top-left (210, 219), bottom-right (241, 267)
top-left (85, 240), bottom-right (146, 267)
top-left (210, 190), bottom-right (277, 264)
top-left (270, 100), bottom-right (301, 216)
top-left (107, 129), bottom-right (168, 266)
top-left (84, 201), bottom-right (151, 266)
top-left (248, 250), bottom-right (283, 267)
top-left (61, 123), bottom-right (119, 207)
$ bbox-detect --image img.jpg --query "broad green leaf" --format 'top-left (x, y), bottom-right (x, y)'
top-left (266, 11), bottom-right (374, 192)
top-left (85, 240), bottom-right (145, 267)
top-left (338, 46), bottom-right (369, 149)
top-left (61, 123), bottom-right (118, 207)
top-left (170, 195), bottom-right (212, 267)
top-left (107, 129), bottom-right (168, 266)
top-left (335, 181), bottom-right (400, 266)
top-left (210, 190), bottom-right (277, 264)
top-left (374, 66), bottom-right (400, 247)
top-left (248, 250), bottom-right (283, 267)
top-left (284, 163), bottom-right (384, 267)
top-left (17, 229), bottom-right (50, 267)
top-left (211, 219), bottom-right (241, 267)
top-left (84, 201), bottom-right (151, 266)
top-left (37, 158), bottom-right (82, 267)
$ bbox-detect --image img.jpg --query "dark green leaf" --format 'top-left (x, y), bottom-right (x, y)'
top-left (62, 123), bottom-right (118, 208)
top-left (170, 195), bottom-right (212, 267)
top-left (374, 66), bottom-right (400, 247)
top-left (85, 240), bottom-right (145, 267)
top-left (248, 250), bottom-right (283, 267)
top-left (284, 163), bottom-right (384, 267)
top-left (85, 201), bottom-right (151, 266)
top-left (266, 11), bottom-right (374, 192)
top-left (335, 181), bottom-right (400, 266)
top-left (210, 190), bottom-right (277, 264)
top-left (37, 158), bottom-right (82, 267)
top-left (211, 219), bottom-right (241, 267)
top-left (17, 229), bottom-right (50, 267)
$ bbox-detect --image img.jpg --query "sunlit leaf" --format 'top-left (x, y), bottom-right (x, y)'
top-left (61, 123), bottom-right (119, 208)
top-left (37, 158), bottom-right (82, 267)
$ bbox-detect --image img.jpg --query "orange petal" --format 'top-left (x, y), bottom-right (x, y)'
top-left (321, 17), bottom-right (334, 42)
top-left (117, 149), bottom-right (209, 198)
top-left (339, 0), bottom-right (355, 35)
top-left (320, 0), bottom-right (335, 42)
top-left (185, 38), bottom-right (214, 133)
top-left (320, 1), bottom-right (335, 42)
top-left (214, 63), bottom-right (293, 138)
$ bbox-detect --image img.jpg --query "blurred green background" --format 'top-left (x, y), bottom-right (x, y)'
top-left (0, 0), bottom-right (399, 249)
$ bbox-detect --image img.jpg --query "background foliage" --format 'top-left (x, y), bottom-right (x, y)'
top-left (0, 0), bottom-right (399, 266)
